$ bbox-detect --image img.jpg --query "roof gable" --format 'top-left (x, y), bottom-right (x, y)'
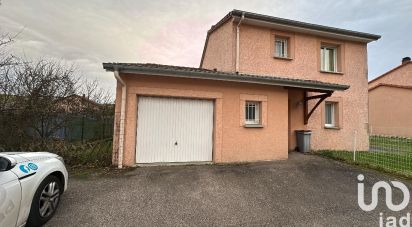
top-left (368, 62), bottom-right (412, 88)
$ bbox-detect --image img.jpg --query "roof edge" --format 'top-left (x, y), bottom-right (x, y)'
top-left (369, 83), bottom-right (412, 92)
top-left (230, 9), bottom-right (380, 41)
top-left (103, 63), bottom-right (349, 92)
top-left (199, 32), bottom-right (210, 68)
top-left (368, 61), bottom-right (412, 84)
top-left (199, 12), bottom-right (233, 68)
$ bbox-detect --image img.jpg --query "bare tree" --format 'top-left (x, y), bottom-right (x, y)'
top-left (0, 18), bottom-right (114, 148)
top-left (17, 59), bottom-right (77, 137)
top-left (78, 79), bottom-right (113, 105)
top-left (0, 32), bottom-right (17, 104)
top-left (0, 58), bottom-right (80, 148)
top-left (75, 79), bottom-right (114, 141)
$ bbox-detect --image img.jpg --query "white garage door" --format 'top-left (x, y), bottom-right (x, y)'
top-left (136, 97), bottom-right (214, 163)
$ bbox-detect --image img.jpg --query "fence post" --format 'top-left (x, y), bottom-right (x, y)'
top-left (81, 114), bottom-right (85, 143)
top-left (353, 130), bottom-right (357, 162)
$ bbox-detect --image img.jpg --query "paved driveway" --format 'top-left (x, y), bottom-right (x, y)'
top-left (46, 153), bottom-right (411, 227)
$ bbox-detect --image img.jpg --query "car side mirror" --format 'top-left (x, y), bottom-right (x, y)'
top-left (0, 156), bottom-right (16, 172)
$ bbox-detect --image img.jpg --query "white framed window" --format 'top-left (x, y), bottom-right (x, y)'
top-left (325, 102), bottom-right (336, 127)
top-left (321, 46), bottom-right (337, 72)
top-left (275, 37), bottom-right (288, 58)
top-left (245, 101), bottom-right (261, 125)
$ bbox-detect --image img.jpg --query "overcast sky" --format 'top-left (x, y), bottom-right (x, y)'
top-left (0, 0), bottom-right (411, 94)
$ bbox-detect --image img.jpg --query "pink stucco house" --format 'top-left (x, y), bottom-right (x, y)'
top-left (368, 57), bottom-right (412, 137)
top-left (103, 10), bottom-right (380, 168)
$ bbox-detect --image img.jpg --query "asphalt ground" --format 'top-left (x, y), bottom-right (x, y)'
top-left (46, 152), bottom-right (412, 226)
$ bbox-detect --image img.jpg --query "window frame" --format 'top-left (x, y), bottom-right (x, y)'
top-left (320, 45), bottom-right (338, 72)
top-left (275, 37), bottom-right (288, 58)
top-left (324, 102), bottom-right (336, 128)
top-left (245, 101), bottom-right (261, 125)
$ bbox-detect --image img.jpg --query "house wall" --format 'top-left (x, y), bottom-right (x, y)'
top-left (288, 89), bottom-right (304, 150)
top-left (369, 86), bottom-right (412, 137)
top-left (201, 21), bottom-right (235, 72)
top-left (202, 23), bottom-right (370, 151)
top-left (368, 62), bottom-right (412, 137)
top-left (117, 73), bottom-right (289, 167)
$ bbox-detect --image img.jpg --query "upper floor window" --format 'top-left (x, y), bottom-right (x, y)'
top-left (245, 101), bottom-right (261, 125)
top-left (275, 37), bottom-right (288, 58)
top-left (320, 46), bottom-right (338, 72)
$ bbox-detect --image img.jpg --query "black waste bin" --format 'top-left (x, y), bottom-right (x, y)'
top-left (295, 130), bottom-right (312, 153)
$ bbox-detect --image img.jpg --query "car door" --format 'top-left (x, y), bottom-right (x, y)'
top-left (0, 165), bottom-right (21, 227)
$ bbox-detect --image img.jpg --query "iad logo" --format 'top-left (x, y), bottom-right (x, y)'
top-left (358, 174), bottom-right (411, 226)
top-left (357, 174), bottom-right (410, 212)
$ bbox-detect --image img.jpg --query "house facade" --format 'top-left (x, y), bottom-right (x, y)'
top-left (368, 57), bottom-right (412, 137)
top-left (104, 10), bottom-right (380, 168)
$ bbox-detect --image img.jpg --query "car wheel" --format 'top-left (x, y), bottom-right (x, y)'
top-left (26, 175), bottom-right (63, 227)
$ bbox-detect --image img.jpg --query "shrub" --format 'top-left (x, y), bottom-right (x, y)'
top-left (1, 139), bottom-right (113, 168)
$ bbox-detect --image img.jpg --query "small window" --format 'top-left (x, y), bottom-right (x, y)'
top-left (275, 37), bottom-right (288, 58)
top-left (325, 102), bottom-right (336, 127)
top-left (245, 101), bottom-right (261, 125)
top-left (321, 46), bottom-right (337, 72)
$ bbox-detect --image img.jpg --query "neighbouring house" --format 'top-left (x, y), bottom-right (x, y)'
top-left (368, 57), bottom-right (412, 137)
top-left (103, 10), bottom-right (380, 168)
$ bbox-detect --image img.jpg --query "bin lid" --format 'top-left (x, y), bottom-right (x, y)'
top-left (295, 130), bottom-right (312, 134)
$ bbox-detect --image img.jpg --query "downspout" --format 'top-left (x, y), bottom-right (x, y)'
top-left (235, 12), bottom-right (245, 72)
top-left (114, 69), bottom-right (126, 169)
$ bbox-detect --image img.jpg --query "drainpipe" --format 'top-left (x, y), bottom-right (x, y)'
top-left (235, 12), bottom-right (245, 72)
top-left (114, 69), bottom-right (126, 169)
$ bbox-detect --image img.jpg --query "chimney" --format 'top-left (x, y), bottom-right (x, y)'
top-left (402, 57), bottom-right (411, 65)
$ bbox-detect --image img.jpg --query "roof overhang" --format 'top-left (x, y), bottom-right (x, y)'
top-left (103, 63), bottom-right (349, 92)
top-left (235, 17), bottom-right (376, 43)
top-left (230, 10), bottom-right (381, 43)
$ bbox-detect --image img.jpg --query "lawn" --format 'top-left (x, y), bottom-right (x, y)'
top-left (370, 135), bottom-right (412, 153)
top-left (317, 136), bottom-right (412, 178)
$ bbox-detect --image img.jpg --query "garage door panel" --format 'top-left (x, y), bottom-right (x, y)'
top-left (136, 97), bottom-right (213, 163)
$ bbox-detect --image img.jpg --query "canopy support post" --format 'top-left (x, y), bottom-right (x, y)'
top-left (304, 91), bottom-right (333, 125)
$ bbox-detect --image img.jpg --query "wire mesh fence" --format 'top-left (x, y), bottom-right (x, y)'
top-left (319, 127), bottom-right (412, 177)
top-left (358, 134), bottom-right (412, 177)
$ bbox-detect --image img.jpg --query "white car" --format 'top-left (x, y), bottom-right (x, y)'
top-left (0, 152), bottom-right (68, 227)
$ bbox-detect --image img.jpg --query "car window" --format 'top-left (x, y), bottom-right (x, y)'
top-left (0, 157), bottom-right (10, 171)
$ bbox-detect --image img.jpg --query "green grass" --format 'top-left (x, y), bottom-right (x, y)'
top-left (370, 135), bottom-right (412, 153)
top-left (317, 135), bottom-right (412, 178)
top-left (318, 150), bottom-right (412, 176)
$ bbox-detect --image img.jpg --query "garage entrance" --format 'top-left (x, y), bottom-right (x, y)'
top-left (136, 97), bottom-right (214, 163)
